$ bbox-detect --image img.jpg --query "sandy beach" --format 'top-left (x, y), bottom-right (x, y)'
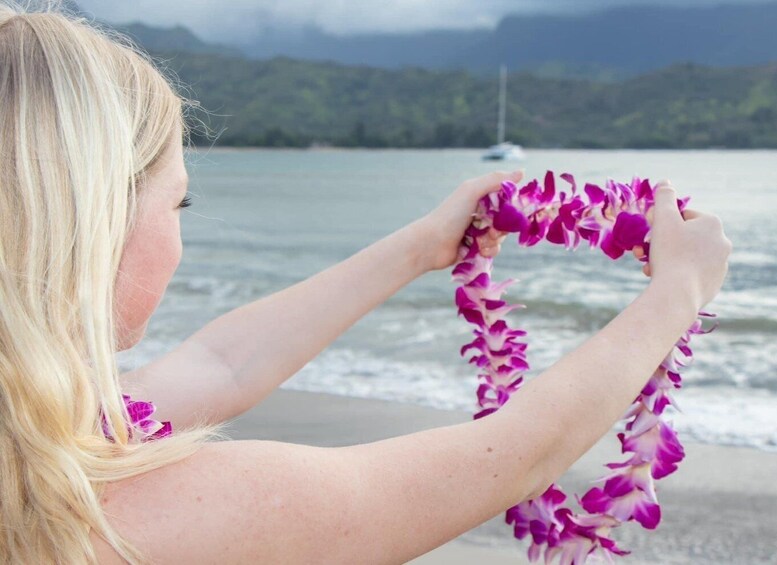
top-left (224, 388), bottom-right (777, 564)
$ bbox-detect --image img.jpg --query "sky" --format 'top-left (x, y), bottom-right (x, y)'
top-left (74, 0), bottom-right (772, 42)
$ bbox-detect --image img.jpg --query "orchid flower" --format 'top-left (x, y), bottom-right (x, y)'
top-left (101, 393), bottom-right (172, 443)
top-left (453, 171), bottom-right (716, 564)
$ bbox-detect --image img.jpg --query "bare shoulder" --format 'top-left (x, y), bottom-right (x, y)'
top-left (89, 439), bottom-right (360, 564)
top-left (89, 413), bottom-right (542, 564)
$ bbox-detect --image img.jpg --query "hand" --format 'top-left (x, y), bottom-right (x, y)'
top-left (416, 170), bottom-right (524, 271)
top-left (636, 180), bottom-right (733, 311)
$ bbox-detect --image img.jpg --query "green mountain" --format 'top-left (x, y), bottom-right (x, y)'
top-left (149, 51), bottom-right (777, 149)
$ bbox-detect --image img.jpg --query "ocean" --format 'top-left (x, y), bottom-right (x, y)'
top-left (117, 147), bottom-right (777, 452)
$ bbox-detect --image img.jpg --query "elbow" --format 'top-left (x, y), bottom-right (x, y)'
top-left (509, 447), bottom-right (554, 503)
top-left (520, 442), bottom-right (574, 502)
top-left (513, 429), bottom-right (559, 503)
top-left (523, 471), bottom-right (553, 501)
top-left (520, 435), bottom-right (573, 502)
top-left (502, 415), bottom-right (563, 503)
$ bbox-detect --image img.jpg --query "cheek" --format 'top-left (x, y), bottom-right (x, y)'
top-left (114, 215), bottom-right (182, 346)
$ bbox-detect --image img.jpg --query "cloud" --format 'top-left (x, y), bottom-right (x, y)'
top-left (74, 0), bottom-right (771, 42)
top-left (76, 0), bottom-right (517, 40)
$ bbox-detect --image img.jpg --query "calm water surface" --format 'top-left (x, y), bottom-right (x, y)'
top-left (118, 148), bottom-right (777, 451)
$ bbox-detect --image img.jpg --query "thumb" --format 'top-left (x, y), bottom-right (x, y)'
top-left (650, 180), bottom-right (682, 227)
top-left (474, 169), bottom-right (525, 198)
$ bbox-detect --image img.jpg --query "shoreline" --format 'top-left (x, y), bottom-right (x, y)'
top-left (225, 387), bottom-right (777, 564)
top-left (189, 145), bottom-right (777, 153)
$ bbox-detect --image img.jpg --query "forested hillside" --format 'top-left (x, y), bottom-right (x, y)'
top-left (155, 53), bottom-right (777, 149)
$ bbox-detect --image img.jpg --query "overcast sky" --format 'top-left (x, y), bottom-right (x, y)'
top-left (75, 0), bottom-right (772, 42)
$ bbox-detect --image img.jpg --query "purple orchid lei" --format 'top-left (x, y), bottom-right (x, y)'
top-left (452, 171), bottom-right (717, 564)
top-left (100, 393), bottom-right (172, 443)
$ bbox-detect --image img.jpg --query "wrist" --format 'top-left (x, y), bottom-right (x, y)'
top-left (397, 219), bottom-right (434, 277)
top-left (401, 218), bottom-right (436, 275)
top-left (645, 276), bottom-right (701, 326)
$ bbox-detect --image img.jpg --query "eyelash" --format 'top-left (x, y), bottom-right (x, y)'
top-left (179, 194), bottom-right (192, 209)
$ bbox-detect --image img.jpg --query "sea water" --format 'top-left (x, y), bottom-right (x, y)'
top-left (117, 147), bottom-right (777, 452)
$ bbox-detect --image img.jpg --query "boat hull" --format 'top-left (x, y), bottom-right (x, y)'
top-left (481, 143), bottom-right (526, 161)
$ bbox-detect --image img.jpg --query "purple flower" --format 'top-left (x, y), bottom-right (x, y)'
top-left (101, 393), bottom-right (173, 443)
top-left (580, 463), bottom-right (661, 529)
top-left (492, 203), bottom-right (529, 233)
top-left (600, 211), bottom-right (651, 260)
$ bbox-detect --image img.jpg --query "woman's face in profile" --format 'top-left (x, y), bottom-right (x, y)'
top-left (114, 125), bottom-right (188, 351)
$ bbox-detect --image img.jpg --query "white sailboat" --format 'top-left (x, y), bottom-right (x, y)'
top-left (482, 64), bottom-right (526, 161)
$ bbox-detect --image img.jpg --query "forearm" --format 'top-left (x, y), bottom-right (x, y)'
top-left (191, 219), bottom-right (430, 412)
top-left (492, 279), bottom-right (700, 501)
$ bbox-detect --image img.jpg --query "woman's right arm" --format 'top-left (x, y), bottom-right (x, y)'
top-left (102, 183), bottom-right (730, 564)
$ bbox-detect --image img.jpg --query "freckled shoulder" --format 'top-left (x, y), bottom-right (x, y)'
top-left (88, 442), bottom-right (225, 565)
top-left (88, 440), bottom-right (257, 564)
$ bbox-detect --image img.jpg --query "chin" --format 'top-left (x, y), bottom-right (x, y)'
top-left (116, 322), bottom-right (148, 352)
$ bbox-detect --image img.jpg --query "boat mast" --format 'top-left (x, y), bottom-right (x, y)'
top-left (497, 64), bottom-right (506, 145)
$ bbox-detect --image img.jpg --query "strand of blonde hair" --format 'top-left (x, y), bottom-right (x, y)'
top-left (0, 2), bottom-right (231, 563)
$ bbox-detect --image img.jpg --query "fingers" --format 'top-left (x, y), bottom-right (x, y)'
top-left (633, 245), bottom-right (651, 277)
top-left (644, 180), bottom-right (680, 278)
top-left (465, 169), bottom-right (525, 198)
top-left (488, 226), bottom-right (508, 242)
top-left (478, 226), bottom-right (508, 256)
top-left (648, 204), bottom-right (702, 224)
top-left (480, 242), bottom-right (502, 257)
top-left (466, 169), bottom-right (523, 257)
top-left (649, 180), bottom-right (682, 227)
top-left (680, 207), bottom-right (702, 220)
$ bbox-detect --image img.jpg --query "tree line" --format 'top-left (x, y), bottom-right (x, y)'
top-left (155, 52), bottom-right (777, 149)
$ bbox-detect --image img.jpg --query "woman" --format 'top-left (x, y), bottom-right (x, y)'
top-left (0, 2), bottom-right (732, 564)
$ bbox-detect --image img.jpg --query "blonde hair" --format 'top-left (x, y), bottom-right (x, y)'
top-left (0, 1), bottom-right (230, 563)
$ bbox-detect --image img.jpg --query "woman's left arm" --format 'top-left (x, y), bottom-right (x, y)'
top-left (122, 170), bottom-right (522, 429)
